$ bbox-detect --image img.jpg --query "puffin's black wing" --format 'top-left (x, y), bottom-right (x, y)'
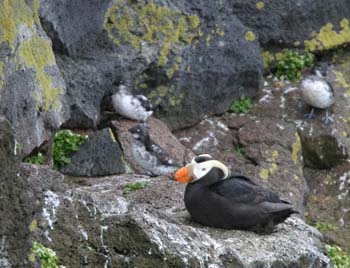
top-left (210, 175), bottom-right (281, 204)
top-left (227, 173), bottom-right (259, 185)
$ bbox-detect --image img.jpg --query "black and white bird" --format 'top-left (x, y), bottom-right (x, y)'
top-left (300, 63), bottom-right (335, 124)
top-left (174, 155), bottom-right (297, 233)
top-left (129, 124), bottom-right (178, 176)
top-left (112, 85), bottom-right (153, 122)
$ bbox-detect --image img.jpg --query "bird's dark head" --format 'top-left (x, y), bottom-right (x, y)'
top-left (129, 124), bottom-right (150, 142)
top-left (312, 62), bottom-right (331, 77)
top-left (173, 155), bottom-right (230, 184)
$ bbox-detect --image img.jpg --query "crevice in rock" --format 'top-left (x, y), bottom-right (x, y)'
top-left (39, 16), bottom-right (69, 56)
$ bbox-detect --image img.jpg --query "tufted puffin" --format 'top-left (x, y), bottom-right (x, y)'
top-left (174, 155), bottom-right (297, 233)
top-left (300, 63), bottom-right (335, 124)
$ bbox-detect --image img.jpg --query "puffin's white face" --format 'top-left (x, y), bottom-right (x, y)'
top-left (191, 161), bottom-right (212, 180)
top-left (174, 159), bottom-right (230, 183)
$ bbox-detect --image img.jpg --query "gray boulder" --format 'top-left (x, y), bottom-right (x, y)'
top-left (0, 1), bottom-right (69, 156)
top-left (299, 131), bottom-right (348, 169)
top-left (231, 0), bottom-right (350, 49)
top-left (230, 0), bottom-right (350, 69)
top-left (0, 117), bottom-right (32, 268)
top-left (296, 63), bottom-right (349, 169)
top-left (60, 128), bottom-right (125, 176)
top-left (29, 171), bottom-right (331, 268)
top-left (39, 0), bottom-right (263, 129)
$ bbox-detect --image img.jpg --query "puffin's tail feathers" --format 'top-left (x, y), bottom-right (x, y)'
top-left (261, 201), bottom-right (297, 224)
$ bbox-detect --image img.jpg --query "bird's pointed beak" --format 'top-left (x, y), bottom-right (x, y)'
top-left (173, 166), bottom-right (193, 183)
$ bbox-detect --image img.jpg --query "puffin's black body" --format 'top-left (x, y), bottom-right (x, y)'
top-left (184, 167), bottom-right (296, 233)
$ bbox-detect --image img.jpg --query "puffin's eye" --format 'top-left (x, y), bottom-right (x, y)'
top-left (202, 168), bottom-right (206, 171)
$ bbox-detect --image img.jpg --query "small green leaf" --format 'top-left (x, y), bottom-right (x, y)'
top-left (53, 130), bottom-right (87, 170)
top-left (31, 241), bottom-right (59, 268)
top-left (24, 152), bottom-right (45, 165)
top-left (325, 244), bottom-right (350, 268)
top-left (229, 96), bottom-right (253, 114)
top-left (122, 181), bottom-right (149, 195)
top-left (275, 50), bottom-right (315, 81)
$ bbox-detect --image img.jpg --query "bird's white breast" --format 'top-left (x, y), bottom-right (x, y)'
top-left (112, 91), bottom-right (152, 122)
top-left (300, 76), bottom-right (334, 109)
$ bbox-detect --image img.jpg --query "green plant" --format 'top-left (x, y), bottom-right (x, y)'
top-left (236, 145), bottom-right (244, 157)
top-left (275, 50), bottom-right (315, 81)
top-left (311, 221), bottom-right (337, 232)
top-left (31, 242), bottom-right (58, 268)
top-left (230, 96), bottom-right (253, 114)
top-left (122, 181), bottom-right (149, 195)
top-left (53, 130), bottom-right (87, 169)
top-left (16, 142), bottom-right (23, 155)
top-left (24, 152), bottom-right (45, 165)
top-left (326, 244), bottom-right (350, 268)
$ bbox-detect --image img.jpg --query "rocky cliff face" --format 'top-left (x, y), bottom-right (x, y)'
top-left (40, 0), bottom-right (263, 130)
top-left (0, 0), bottom-right (69, 156)
top-left (0, 117), bottom-right (33, 267)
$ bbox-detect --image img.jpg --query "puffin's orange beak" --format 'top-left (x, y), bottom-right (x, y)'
top-left (173, 167), bottom-right (192, 183)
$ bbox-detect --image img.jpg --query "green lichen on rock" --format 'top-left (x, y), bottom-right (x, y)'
top-left (0, 61), bottom-right (4, 89)
top-left (334, 68), bottom-right (350, 97)
top-left (245, 31), bottom-right (256, 42)
top-left (333, 55), bottom-right (350, 96)
top-left (147, 85), bottom-right (184, 107)
top-left (256, 2), bottom-right (265, 9)
top-left (103, 0), bottom-right (200, 67)
top-left (205, 34), bottom-right (211, 46)
top-left (261, 50), bottom-right (286, 70)
top-left (259, 150), bottom-right (279, 180)
top-left (0, 0), bottom-right (35, 49)
top-left (29, 219), bottom-right (37, 232)
top-left (169, 93), bottom-right (184, 106)
top-left (261, 50), bottom-right (275, 69)
top-left (259, 168), bottom-right (269, 180)
top-left (305, 19), bottom-right (350, 52)
top-left (292, 132), bottom-right (302, 164)
top-left (0, 0), bottom-right (64, 111)
top-left (17, 33), bottom-right (64, 111)
top-left (166, 62), bottom-right (179, 78)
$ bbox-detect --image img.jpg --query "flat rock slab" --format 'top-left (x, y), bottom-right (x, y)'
top-left (113, 117), bottom-right (194, 175)
top-left (29, 169), bottom-right (331, 268)
top-left (60, 128), bottom-right (125, 176)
